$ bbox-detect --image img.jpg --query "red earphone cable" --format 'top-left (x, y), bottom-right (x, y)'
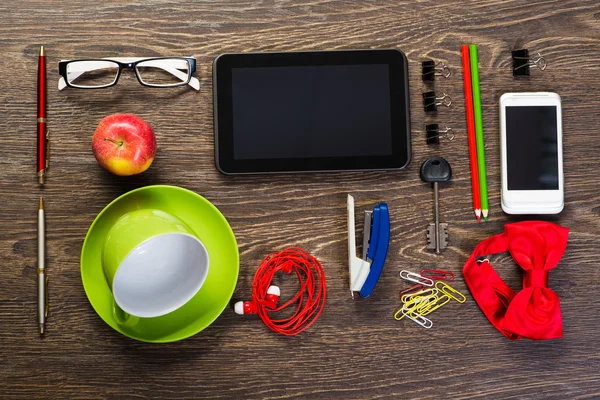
top-left (250, 247), bottom-right (326, 336)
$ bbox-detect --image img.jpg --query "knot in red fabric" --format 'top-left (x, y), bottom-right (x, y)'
top-left (524, 269), bottom-right (549, 288)
top-left (462, 221), bottom-right (568, 340)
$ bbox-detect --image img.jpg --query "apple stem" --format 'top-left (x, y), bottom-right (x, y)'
top-left (104, 138), bottom-right (124, 147)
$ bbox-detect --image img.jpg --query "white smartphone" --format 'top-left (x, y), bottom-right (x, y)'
top-left (499, 92), bottom-right (564, 214)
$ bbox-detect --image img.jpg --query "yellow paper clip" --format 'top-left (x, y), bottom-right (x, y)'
top-left (418, 295), bottom-right (450, 316)
top-left (415, 294), bottom-right (439, 313)
top-left (435, 281), bottom-right (466, 303)
top-left (401, 288), bottom-right (438, 304)
top-left (402, 295), bottom-right (427, 309)
top-left (394, 299), bottom-right (422, 321)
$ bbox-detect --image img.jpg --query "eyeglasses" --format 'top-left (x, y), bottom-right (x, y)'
top-left (58, 57), bottom-right (199, 90)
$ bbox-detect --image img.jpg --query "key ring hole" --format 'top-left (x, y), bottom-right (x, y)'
top-left (432, 160), bottom-right (440, 165)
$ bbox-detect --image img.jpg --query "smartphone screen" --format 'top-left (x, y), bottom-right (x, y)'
top-left (505, 106), bottom-right (559, 190)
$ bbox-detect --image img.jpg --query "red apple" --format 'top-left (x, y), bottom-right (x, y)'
top-left (92, 114), bottom-right (156, 176)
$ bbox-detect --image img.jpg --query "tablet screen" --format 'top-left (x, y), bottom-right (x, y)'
top-left (214, 50), bottom-right (411, 174)
top-left (231, 64), bottom-right (392, 160)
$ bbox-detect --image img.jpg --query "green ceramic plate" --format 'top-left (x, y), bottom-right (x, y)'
top-left (80, 185), bottom-right (239, 343)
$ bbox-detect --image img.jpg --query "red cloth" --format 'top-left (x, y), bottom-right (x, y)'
top-left (462, 221), bottom-right (568, 340)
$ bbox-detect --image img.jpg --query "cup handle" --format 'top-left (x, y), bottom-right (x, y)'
top-left (112, 301), bottom-right (140, 328)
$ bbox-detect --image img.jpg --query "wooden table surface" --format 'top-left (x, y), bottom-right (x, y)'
top-left (2, 1), bottom-right (600, 399)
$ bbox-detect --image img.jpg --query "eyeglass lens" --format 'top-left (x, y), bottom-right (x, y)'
top-left (66, 61), bottom-right (119, 88)
top-left (136, 59), bottom-right (191, 87)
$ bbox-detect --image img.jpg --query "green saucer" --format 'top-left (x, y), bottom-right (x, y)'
top-left (80, 185), bottom-right (239, 343)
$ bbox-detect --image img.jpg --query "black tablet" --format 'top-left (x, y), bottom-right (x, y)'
top-left (213, 49), bottom-right (411, 175)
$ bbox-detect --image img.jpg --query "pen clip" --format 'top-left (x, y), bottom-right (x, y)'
top-left (45, 130), bottom-right (50, 169)
top-left (45, 276), bottom-right (49, 317)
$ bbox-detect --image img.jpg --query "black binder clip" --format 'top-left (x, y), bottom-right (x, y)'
top-left (512, 49), bottom-right (546, 76)
top-left (425, 124), bottom-right (454, 145)
top-left (423, 91), bottom-right (452, 112)
top-left (422, 60), bottom-right (451, 82)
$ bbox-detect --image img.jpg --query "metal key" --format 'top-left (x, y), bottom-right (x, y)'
top-left (420, 157), bottom-right (452, 254)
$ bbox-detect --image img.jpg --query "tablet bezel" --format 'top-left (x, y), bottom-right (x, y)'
top-left (213, 49), bottom-right (411, 175)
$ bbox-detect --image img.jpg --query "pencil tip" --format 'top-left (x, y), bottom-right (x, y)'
top-left (39, 197), bottom-right (44, 210)
top-left (476, 216), bottom-right (481, 222)
top-left (40, 46), bottom-right (45, 56)
top-left (39, 324), bottom-right (45, 335)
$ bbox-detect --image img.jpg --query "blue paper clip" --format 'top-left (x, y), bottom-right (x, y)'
top-left (347, 194), bottom-right (390, 298)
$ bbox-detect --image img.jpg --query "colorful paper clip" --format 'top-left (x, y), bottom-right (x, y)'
top-left (401, 288), bottom-right (438, 304)
top-left (435, 281), bottom-right (466, 303)
top-left (414, 294), bottom-right (438, 311)
top-left (395, 275), bottom-right (466, 328)
top-left (395, 271), bottom-right (466, 328)
top-left (399, 270), bottom-right (434, 287)
top-left (420, 269), bottom-right (455, 281)
top-left (402, 309), bottom-right (433, 329)
top-left (418, 295), bottom-right (450, 316)
top-left (399, 283), bottom-right (425, 299)
top-left (394, 298), bottom-right (421, 321)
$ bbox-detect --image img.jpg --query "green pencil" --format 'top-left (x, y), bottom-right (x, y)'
top-left (469, 44), bottom-right (489, 220)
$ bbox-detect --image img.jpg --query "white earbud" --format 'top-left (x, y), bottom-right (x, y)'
top-left (234, 285), bottom-right (281, 315)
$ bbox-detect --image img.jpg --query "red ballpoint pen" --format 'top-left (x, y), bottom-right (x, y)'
top-left (37, 45), bottom-right (48, 185)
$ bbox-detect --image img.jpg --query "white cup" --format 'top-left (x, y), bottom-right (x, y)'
top-left (102, 209), bottom-right (210, 319)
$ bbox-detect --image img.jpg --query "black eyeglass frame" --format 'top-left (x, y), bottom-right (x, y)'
top-left (57, 57), bottom-right (197, 89)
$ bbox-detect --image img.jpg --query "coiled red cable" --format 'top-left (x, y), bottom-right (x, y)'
top-left (250, 247), bottom-right (326, 336)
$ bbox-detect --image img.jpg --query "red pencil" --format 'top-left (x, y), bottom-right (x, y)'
top-left (461, 45), bottom-right (481, 222)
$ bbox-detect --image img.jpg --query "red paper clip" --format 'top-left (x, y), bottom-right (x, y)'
top-left (399, 283), bottom-right (425, 299)
top-left (420, 269), bottom-right (455, 281)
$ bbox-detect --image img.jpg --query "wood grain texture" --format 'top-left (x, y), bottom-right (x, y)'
top-left (2, 0), bottom-right (600, 399)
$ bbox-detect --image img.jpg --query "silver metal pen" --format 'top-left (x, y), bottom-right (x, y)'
top-left (38, 197), bottom-right (47, 334)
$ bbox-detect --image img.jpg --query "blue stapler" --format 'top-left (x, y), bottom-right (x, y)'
top-left (347, 194), bottom-right (390, 298)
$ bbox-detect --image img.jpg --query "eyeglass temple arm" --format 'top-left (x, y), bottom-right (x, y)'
top-left (58, 58), bottom-right (200, 90)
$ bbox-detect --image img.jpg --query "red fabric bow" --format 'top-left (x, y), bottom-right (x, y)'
top-left (462, 221), bottom-right (568, 340)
